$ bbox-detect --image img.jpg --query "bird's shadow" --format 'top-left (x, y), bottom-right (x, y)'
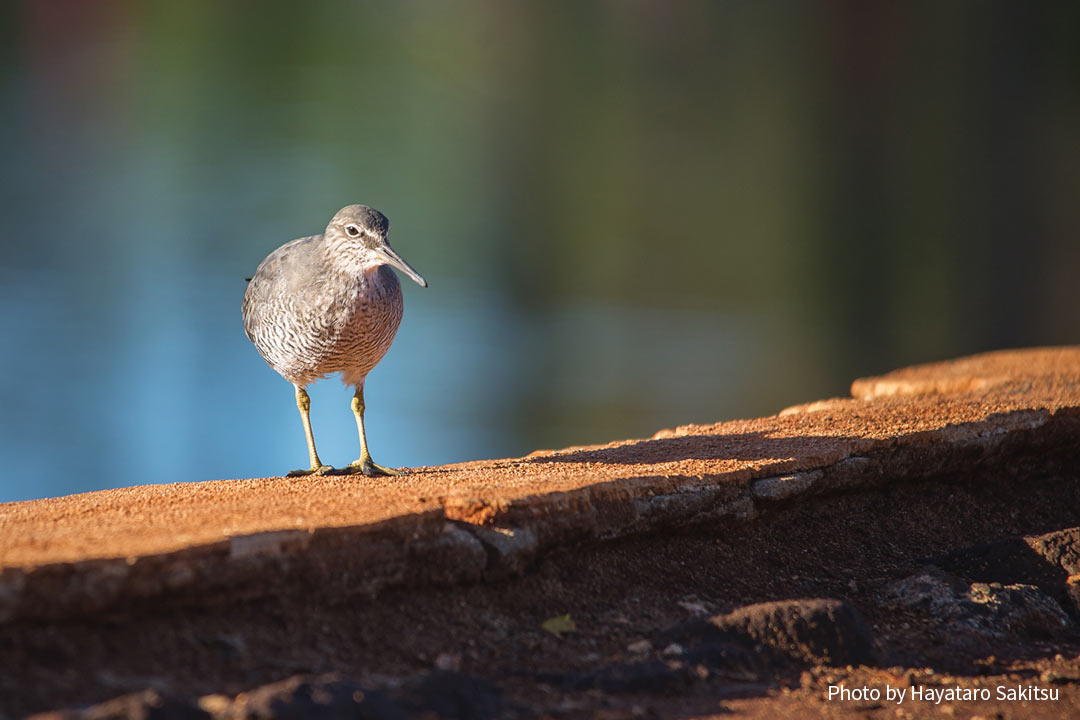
top-left (519, 407), bottom-right (1049, 468)
top-left (519, 429), bottom-right (861, 467)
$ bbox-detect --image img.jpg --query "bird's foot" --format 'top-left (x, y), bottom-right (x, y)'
top-left (286, 464), bottom-right (334, 477)
top-left (336, 457), bottom-right (403, 477)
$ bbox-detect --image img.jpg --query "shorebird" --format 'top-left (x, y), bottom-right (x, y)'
top-left (242, 204), bottom-right (427, 476)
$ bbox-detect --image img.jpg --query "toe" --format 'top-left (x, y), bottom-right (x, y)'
top-left (334, 459), bottom-right (403, 477)
top-left (286, 465), bottom-right (334, 477)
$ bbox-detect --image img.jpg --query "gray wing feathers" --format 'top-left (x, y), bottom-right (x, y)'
top-left (242, 235), bottom-right (325, 341)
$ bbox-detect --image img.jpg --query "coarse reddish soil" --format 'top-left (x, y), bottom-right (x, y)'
top-left (3, 347), bottom-right (1080, 718)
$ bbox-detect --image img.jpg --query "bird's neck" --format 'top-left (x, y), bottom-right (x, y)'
top-left (325, 253), bottom-right (397, 299)
top-left (322, 234), bottom-right (377, 279)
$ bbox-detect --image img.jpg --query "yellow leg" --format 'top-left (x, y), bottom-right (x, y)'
top-left (341, 384), bottom-right (401, 476)
top-left (286, 385), bottom-right (333, 477)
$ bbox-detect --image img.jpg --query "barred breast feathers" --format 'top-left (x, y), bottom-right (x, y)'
top-left (242, 243), bottom-right (404, 387)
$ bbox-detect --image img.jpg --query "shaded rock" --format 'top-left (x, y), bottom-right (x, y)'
top-left (703, 598), bottom-right (877, 668)
top-left (1068, 575), bottom-right (1080, 615)
top-left (967, 582), bottom-right (1072, 639)
top-left (607, 599), bottom-right (880, 687)
top-left (1028, 527), bottom-right (1080, 576)
top-left (751, 471), bottom-right (822, 501)
top-left (463, 524), bottom-right (538, 578)
top-left (886, 568), bottom-right (973, 614)
top-left (887, 568), bottom-right (1072, 641)
top-left (929, 528), bottom-right (1080, 619)
top-left (932, 536), bottom-right (1069, 590)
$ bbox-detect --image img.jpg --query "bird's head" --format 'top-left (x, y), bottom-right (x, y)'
top-left (326, 204), bottom-right (428, 288)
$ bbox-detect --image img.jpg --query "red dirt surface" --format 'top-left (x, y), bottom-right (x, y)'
top-left (3, 347), bottom-right (1080, 718)
top-left (3, 347), bottom-right (1078, 570)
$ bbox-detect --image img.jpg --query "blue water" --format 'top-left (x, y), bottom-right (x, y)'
top-left (2, 2), bottom-right (1077, 501)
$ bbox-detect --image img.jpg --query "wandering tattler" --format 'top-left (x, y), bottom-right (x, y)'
top-left (242, 205), bottom-right (427, 476)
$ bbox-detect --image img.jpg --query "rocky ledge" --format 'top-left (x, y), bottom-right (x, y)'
top-left (4, 347), bottom-right (1080, 718)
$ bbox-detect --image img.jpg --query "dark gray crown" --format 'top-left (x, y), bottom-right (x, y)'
top-left (333, 205), bottom-right (389, 237)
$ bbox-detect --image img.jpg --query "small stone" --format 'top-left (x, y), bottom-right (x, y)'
top-left (627, 639), bottom-right (652, 654)
top-left (677, 597), bottom-right (709, 615)
top-left (434, 653), bottom-right (461, 671)
top-left (751, 471), bottom-right (821, 501)
top-left (661, 643), bottom-right (685, 657)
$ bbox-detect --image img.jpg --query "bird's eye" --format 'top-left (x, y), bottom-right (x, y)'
top-left (345, 224), bottom-right (360, 237)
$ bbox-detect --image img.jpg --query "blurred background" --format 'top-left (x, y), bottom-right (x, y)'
top-left (1, 1), bottom-right (1078, 501)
